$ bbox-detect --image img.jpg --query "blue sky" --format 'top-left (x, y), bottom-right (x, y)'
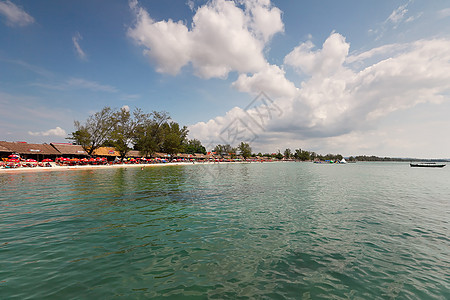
top-left (1, 0), bottom-right (450, 158)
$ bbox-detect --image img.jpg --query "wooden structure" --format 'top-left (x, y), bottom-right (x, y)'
top-left (50, 143), bottom-right (88, 157)
top-left (0, 141), bottom-right (59, 160)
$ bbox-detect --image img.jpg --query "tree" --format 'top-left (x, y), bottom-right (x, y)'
top-left (134, 111), bottom-right (170, 156)
top-left (275, 151), bottom-right (283, 160)
top-left (238, 142), bottom-right (252, 159)
top-left (213, 144), bottom-right (233, 156)
top-left (284, 148), bottom-right (292, 159)
top-left (68, 106), bottom-right (117, 156)
top-left (109, 107), bottom-right (142, 161)
top-left (159, 121), bottom-right (188, 156)
top-left (185, 139), bottom-right (206, 154)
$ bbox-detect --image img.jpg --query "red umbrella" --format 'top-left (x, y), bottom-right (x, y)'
top-left (42, 158), bottom-right (53, 162)
top-left (8, 154), bottom-right (20, 159)
top-left (7, 158), bottom-right (20, 162)
top-left (26, 159), bottom-right (37, 162)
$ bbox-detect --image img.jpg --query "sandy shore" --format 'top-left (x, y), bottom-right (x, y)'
top-left (0, 162), bottom-right (230, 174)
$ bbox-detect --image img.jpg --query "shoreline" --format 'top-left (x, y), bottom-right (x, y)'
top-left (0, 161), bottom-right (254, 174)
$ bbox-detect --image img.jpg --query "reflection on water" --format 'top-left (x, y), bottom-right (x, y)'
top-left (0, 162), bottom-right (449, 298)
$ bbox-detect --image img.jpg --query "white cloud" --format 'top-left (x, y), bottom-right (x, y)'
top-left (0, 0), bottom-right (34, 27)
top-left (437, 8), bottom-right (450, 19)
top-left (127, 0), bottom-right (283, 78)
top-left (284, 32), bottom-right (349, 77)
top-left (189, 34), bottom-right (450, 157)
top-left (34, 78), bottom-right (119, 93)
top-left (232, 64), bottom-right (297, 98)
top-left (66, 78), bottom-right (118, 93)
top-left (369, 2), bottom-right (415, 40)
top-left (72, 32), bottom-right (87, 60)
top-left (386, 4), bottom-right (408, 25)
top-left (28, 127), bottom-right (67, 137)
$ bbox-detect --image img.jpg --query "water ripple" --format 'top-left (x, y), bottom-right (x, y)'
top-left (1, 163), bottom-right (449, 299)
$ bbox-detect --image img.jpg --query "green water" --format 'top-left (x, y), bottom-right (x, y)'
top-left (0, 162), bottom-right (449, 299)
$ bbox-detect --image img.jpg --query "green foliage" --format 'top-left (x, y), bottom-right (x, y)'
top-left (133, 111), bottom-right (170, 157)
top-left (275, 152), bottom-right (283, 160)
top-left (283, 148), bottom-right (292, 159)
top-left (214, 144), bottom-right (233, 156)
top-left (159, 121), bottom-right (188, 156)
top-left (238, 142), bottom-right (252, 159)
top-left (185, 139), bottom-right (206, 154)
top-left (110, 107), bottom-right (140, 160)
top-left (68, 106), bottom-right (117, 155)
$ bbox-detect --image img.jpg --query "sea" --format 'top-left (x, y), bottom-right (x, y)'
top-left (0, 162), bottom-right (449, 299)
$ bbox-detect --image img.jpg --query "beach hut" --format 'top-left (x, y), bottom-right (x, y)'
top-left (126, 150), bottom-right (142, 158)
top-left (0, 144), bottom-right (13, 161)
top-left (50, 143), bottom-right (88, 158)
top-left (0, 141), bottom-right (59, 161)
top-left (92, 147), bottom-right (120, 161)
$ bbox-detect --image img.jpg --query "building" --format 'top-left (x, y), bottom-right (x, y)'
top-left (50, 143), bottom-right (88, 157)
top-left (0, 141), bottom-right (60, 160)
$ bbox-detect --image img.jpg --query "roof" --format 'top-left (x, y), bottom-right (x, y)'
top-left (176, 153), bottom-right (195, 158)
top-left (50, 143), bottom-right (88, 155)
top-left (126, 150), bottom-right (141, 157)
top-left (0, 141), bottom-right (60, 155)
top-left (0, 144), bottom-right (11, 152)
top-left (153, 152), bottom-right (170, 158)
top-left (92, 147), bottom-right (120, 157)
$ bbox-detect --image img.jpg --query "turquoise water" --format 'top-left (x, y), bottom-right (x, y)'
top-left (1, 162), bottom-right (449, 299)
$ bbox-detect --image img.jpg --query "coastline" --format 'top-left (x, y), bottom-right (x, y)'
top-left (0, 161), bottom-right (251, 174)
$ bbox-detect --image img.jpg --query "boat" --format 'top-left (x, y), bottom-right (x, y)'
top-left (410, 162), bottom-right (446, 168)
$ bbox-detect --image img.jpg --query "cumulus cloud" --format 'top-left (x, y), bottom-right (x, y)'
top-left (128, 0), bottom-right (283, 78)
top-left (189, 34), bottom-right (450, 154)
top-left (232, 64), bottom-right (297, 98)
top-left (72, 32), bottom-right (87, 60)
top-left (284, 33), bottom-right (349, 77)
top-left (0, 0), bottom-right (34, 27)
top-left (28, 127), bottom-right (67, 137)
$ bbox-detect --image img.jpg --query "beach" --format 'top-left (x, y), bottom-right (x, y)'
top-left (0, 161), bottom-right (247, 173)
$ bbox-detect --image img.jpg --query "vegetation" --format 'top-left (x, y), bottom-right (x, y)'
top-left (185, 139), bottom-right (207, 154)
top-left (69, 106), bottom-right (191, 157)
top-left (238, 142), bottom-right (252, 159)
top-left (68, 106), bottom-right (117, 156)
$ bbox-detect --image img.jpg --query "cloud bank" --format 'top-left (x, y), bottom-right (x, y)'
top-left (128, 1), bottom-right (450, 156)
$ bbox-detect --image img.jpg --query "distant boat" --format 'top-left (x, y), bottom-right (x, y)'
top-left (410, 162), bottom-right (446, 168)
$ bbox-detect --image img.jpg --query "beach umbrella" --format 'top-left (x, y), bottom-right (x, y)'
top-left (8, 154), bottom-right (20, 158)
top-left (7, 158), bottom-right (20, 162)
top-left (42, 158), bottom-right (53, 162)
top-left (26, 159), bottom-right (37, 162)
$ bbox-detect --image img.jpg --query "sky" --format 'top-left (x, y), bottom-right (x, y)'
top-left (1, 0), bottom-right (450, 158)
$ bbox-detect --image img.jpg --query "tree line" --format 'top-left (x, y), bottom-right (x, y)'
top-left (68, 106), bottom-right (195, 160)
top-left (68, 106), bottom-right (253, 160)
